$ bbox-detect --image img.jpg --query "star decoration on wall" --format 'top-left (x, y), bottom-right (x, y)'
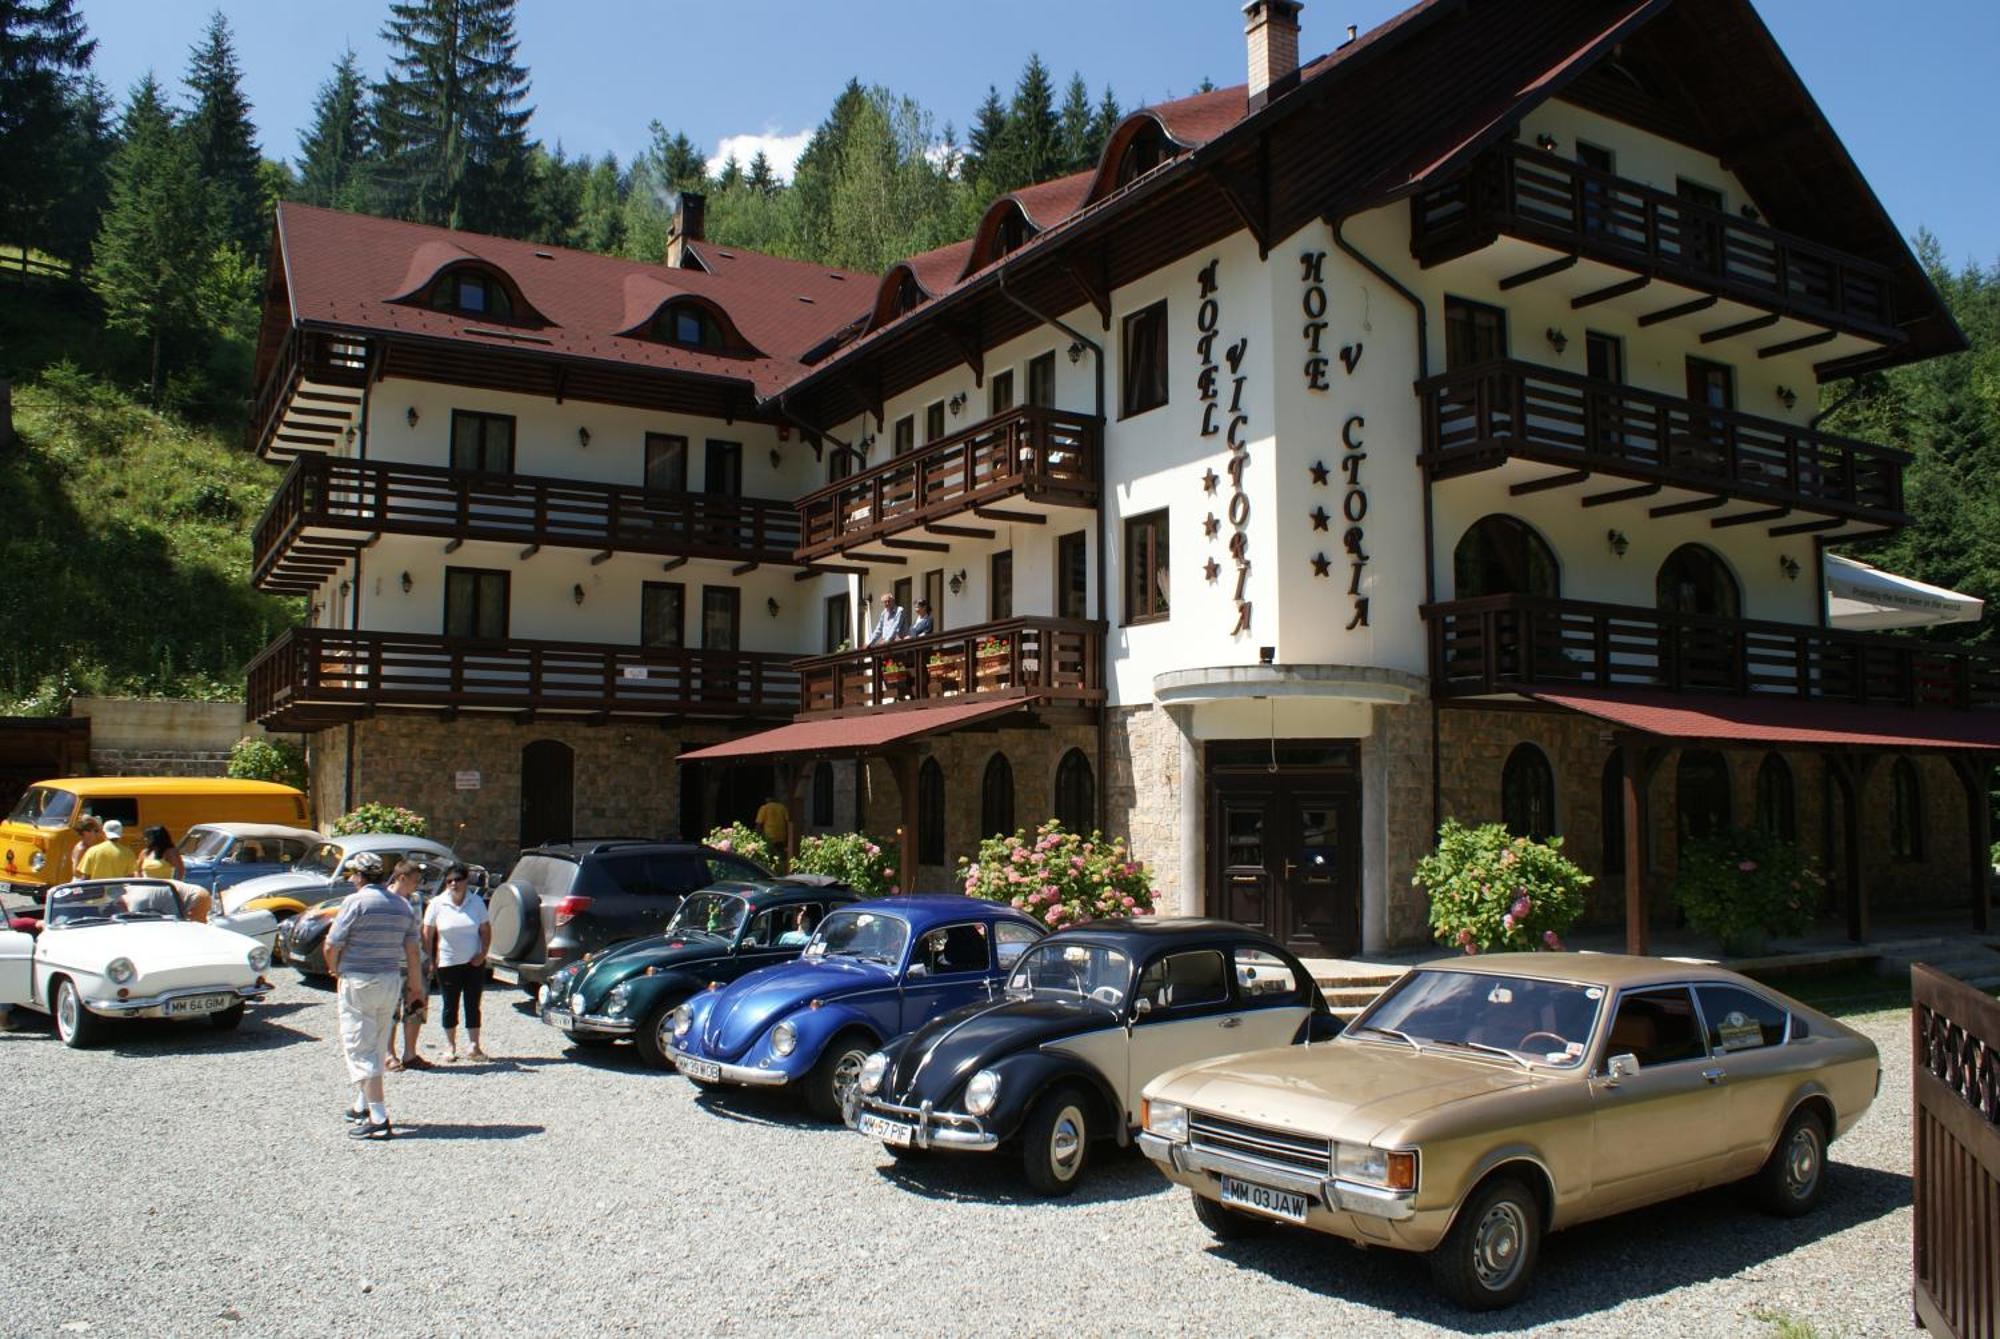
top-left (1309, 460), bottom-right (1330, 485)
top-left (1310, 552), bottom-right (1332, 577)
top-left (1203, 557), bottom-right (1220, 582)
top-left (1203, 513), bottom-right (1220, 538)
top-left (1201, 468), bottom-right (1219, 494)
top-left (1309, 505), bottom-right (1330, 531)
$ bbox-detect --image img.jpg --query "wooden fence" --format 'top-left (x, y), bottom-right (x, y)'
top-left (1913, 962), bottom-right (2000, 1337)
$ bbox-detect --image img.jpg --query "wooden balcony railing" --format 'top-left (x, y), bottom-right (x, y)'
top-left (1419, 359), bottom-right (1907, 523)
top-left (795, 405), bottom-right (1101, 561)
top-left (1412, 143), bottom-right (1900, 342)
top-left (248, 328), bottom-right (371, 457)
top-left (253, 455), bottom-right (803, 593)
top-left (794, 616), bottom-right (1105, 716)
top-left (245, 627), bottom-right (801, 729)
top-left (1424, 594), bottom-right (2000, 710)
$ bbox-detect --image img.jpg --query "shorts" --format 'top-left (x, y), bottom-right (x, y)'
top-left (337, 972), bottom-right (401, 1081)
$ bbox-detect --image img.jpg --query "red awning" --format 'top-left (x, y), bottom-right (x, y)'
top-left (679, 698), bottom-right (1026, 762)
top-left (1528, 689), bottom-right (2000, 751)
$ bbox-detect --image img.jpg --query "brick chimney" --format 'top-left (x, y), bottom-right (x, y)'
top-left (665, 191), bottom-right (706, 269)
top-left (1244, 0), bottom-right (1304, 111)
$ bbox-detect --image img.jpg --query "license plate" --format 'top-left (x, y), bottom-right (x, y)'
top-left (858, 1113), bottom-right (915, 1147)
top-left (166, 993), bottom-right (235, 1017)
top-left (1220, 1175), bottom-right (1310, 1224)
top-left (544, 1008), bottom-right (573, 1031)
top-left (678, 1056), bottom-right (721, 1082)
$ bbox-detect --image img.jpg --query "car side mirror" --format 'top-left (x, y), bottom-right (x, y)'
top-left (1132, 996), bottom-right (1151, 1017)
top-left (1605, 1052), bottom-right (1640, 1081)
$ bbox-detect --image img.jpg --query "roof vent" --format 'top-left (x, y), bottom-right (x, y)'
top-left (533, 250), bottom-right (555, 259)
top-left (797, 295), bottom-right (816, 304)
top-left (1244, 0), bottom-right (1304, 112)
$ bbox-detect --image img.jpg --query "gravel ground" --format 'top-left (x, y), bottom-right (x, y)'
top-left (0, 967), bottom-right (1915, 1339)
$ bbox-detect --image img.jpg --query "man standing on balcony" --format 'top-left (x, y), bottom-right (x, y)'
top-left (906, 599), bottom-right (933, 639)
top-left (865, 591), bottom-right (905, 646)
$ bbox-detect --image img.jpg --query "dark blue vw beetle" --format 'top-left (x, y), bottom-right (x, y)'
top-left (666, 895), bottom-right (1044, 1119)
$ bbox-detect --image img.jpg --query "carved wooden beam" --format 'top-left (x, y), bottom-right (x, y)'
top-left (1204, 158), bottom-right (1270, 258)
top-left (938, 318), bottom-right (985, 386)
top-left (1063, 249), bottom-right (1111, 332)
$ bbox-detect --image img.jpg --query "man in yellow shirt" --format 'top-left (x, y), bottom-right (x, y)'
top-left (754, 796), bottom-right (790, 862)
top-left (77, 819), bottom-right (138, 879)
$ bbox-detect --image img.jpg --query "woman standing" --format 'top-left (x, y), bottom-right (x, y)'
top-left (422, 864), bottom-right (490, 1061)
top-left (138, 826), bottom-right (185, 880)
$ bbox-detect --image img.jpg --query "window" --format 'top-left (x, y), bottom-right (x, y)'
top-left (989, 551), bottom-right (1013, 621)
top-left (450, 410), bottom-right (515, 474)
top-left (1233, 947), bottom-right (1301, 999)
top-left (1675, 177), bottom-right (1725, 211)
top-left (644, 433), bottom-right (687, 491)
top-left (914, 921), bottom-right (989, 974)
top-left (1656, 544), bottom-right (1741, 619)
top-left (1586, 331), bottom-right (1623, 384)
top-left (917, 757), bottom-right (945, 865)
top-left (641, 582), bottom-right (684, 649)
top-left (426, 268), bottom-right (514, 320)
top-left (1120, 301), bottom-right (1168, 417)
top-left (652, 301), bottom-right (724, 350)
top-left (811, 761), bottom-right (835, 828)
top-left (1135, 950), bottom-right (1229, 1011)
top-left (78, 795), bottom-right (138, 827)
top-left (1444, 297), bottom-right (1507, 370)
top-left (921, 569), bottom-right (944, 632)
top-left (989, 369), bottom-right (1015, 416)
top-left (892, 270), bottom-right (924, 317)
top-left (1575, 142), bottom-right (1613, 236)
top-left (700, 586), bottom-right (739, 650)
top-left (1124, 509), bottom-right (1170, 624)
top-left (995, 919), bottom-right (1039, 969)
top-left (828, 447), bottom-right (854, 482)
top-left (892, 415), bottom-right (915, 457)
top-left (1676, 749), bottom-right (1732, 840)
top-left (1502, 743), bottom-right (1556, 840)
top-left (1695, 984), bottom-right (1789, 1053)
top-left (444, 567), bottom-right (508, 639)
top-left (1453, 515), bottom-right (1559, 598)
top-left (1686, 356), bottom-right (1735, 412)
top-left (1605, 986), bottom-right (1707, 1068)
top-left (1755, 753), bottom-right (1796, 841)
top-left (924, 400), bottom-right (946, 443)
top-left (1057, 531), bottom-right (1087, 620)
top-left (1114, 120), bottom-right (1172, 187)
top-left (1601, 753), bottom-right (1625, 873)
top-left (823, 594), bottom-right (851, 652)
top-left (981, 753), bottom-right (1015, 838)
top-left (1054, 749), bottom-right (1094, 833)
top-left (704, 440), bottom-right (742, 496)
top-left (893, 575), bottom-right (913, 615)
top-left (1891, 757), bottom-right (1923, 859)
top-left (1027, 351), bottom-right (1057, 408)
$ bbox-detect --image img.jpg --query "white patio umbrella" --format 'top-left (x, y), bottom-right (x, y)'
top-left (1824, 553), bottom-right (1983, 631)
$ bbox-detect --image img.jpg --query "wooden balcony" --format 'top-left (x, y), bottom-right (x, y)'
top-left (249, 329), bottom-right (371, 459)
top-left (795, 616), bottom-right (1106, 717)
top-left (1412, 143), bottom-right (1901, 346)
top-left (1420, 359), bottom-right (1907, 532)
top-left (795, 405), bottom-right (1101, 562)
top-left (1425, 594), bottom-right (2000, 710)
top-left (252, 455), bottom-right (803, 594)
top-left (245, 627), bottom-right (802, 730)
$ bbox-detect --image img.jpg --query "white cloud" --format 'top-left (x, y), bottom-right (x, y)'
top-left (706, 128), bottom-right (814, 183)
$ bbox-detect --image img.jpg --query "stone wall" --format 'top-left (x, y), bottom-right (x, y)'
top-left (70, 696), bottom-right (273, 780)
top-left (1374, 702), bottom-right (1436, 947)
top-left (88, 747), bottom-right (233, 778)
top-left (1105, 705), bottom-right (1185, 912)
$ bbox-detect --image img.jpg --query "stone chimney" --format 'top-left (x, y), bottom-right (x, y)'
top-left (665, 191), bottom-right (706, 268)
top-left (1243, 0), bottom-right (1304, 111)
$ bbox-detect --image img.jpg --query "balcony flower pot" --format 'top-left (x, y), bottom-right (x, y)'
top-left (975, 639), bottom-right (1011, 687)
top-left (926, 656), bottom-right (959, 694)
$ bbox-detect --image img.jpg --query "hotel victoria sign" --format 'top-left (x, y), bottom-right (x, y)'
top-left (1300, 249), bottom-right (1369, 628)
top-left (1196, 256), bottom-right (1256, 634)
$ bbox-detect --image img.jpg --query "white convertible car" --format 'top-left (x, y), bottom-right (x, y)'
top-left (0, 879), bottom-right (278, 1047)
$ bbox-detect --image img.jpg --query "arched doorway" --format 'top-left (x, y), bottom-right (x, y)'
top-left (1501, 743), bottom-right (1557, 839)
top-left (519, 740), bottom-right (574, 848)
top-left (1452, 515), bottom-right (1560, 599)
top-left (1656, 544), bottom-right (1741, 617)
top-left (1676, 749), bottom-right (1732, 841)
top-left (1053, 750), bottom-right (1094, 832)
top-left (980, 753), bottom-right (1015, 839)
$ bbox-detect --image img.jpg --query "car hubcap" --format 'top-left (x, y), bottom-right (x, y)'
top-left (1471, 1201), bottom-right (1528, 1292)
top-left (56, 985), bottom-right (76, 1039)
top-left (1050, 1107), bottom-right (1085, 1179)
top-left (832, 1050), bottom-right (865, 1106)
top-left (1786, 1126), bottom-right (1821, 1197)
top-left (655, 1015), bottom-right (675, 1060)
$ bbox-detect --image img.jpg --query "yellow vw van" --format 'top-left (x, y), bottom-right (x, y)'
top-left (1, 777), bottom-right (310, 895)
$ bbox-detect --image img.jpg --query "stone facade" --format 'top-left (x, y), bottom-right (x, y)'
top-left (1105, 705), bottom-right (1186, 912)
top-left (1373, 702), bottom-right (1437, 947)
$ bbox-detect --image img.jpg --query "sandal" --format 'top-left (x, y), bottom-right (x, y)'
top-left (404, 1054), bottom-right (437, 1071)
top-left (383, 1056), bottom-right (404, 1072)
top-left (442, 1049), bottom-right (459, 1063)
top-left (467, 1047), bottom-right (491, 1061)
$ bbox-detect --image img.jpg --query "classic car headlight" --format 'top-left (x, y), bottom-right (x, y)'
top-left (1142, 1099), bottom-right (1187, 1143)
top-left (672, 1004), bottom-right (693, 1038)
top-left (105, 957), bottom-right (136, 985)
top-left (604, 982), bottom-right (633, 1014)
top-left (771, 1020), bottom-right (798, 1056)
top-left (964, 1069), bottom-right (1001, 1116)
top-left (1336, 1143), bottom-right (1417, 1192)
top-left (30, 851), bottom-right (46, 871)
top-left (247, 945), bottom-right (271, 972)
top-left (858, 1051), bottom-right (888, 1095)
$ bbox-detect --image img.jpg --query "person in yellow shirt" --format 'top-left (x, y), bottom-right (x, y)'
top-left (754, 795), bottom-right (790, 867)
top-left (77, 818), bottom-right (138, 879)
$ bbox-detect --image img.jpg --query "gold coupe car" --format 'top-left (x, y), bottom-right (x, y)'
top-left (1138, 954), bottom-right (1879, 1310)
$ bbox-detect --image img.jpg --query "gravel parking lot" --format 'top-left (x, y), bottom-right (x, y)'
top-left (0, 969), bottom-right (1914, 1338)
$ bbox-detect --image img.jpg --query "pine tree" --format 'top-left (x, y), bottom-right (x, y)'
top-left (961, 84), bottom-right (1006, 185)
top-left (527, 141), bottom-right (584, 246)
top-left (993, 54), bottom-right (1058, 194)
top-left (296, 47), bottom-right (372, 211)
top-left (1057, 73), bottom-right (1094, 174)
top-left (42, 71), bottom-right (113, 267)
top-left (746, 149), bottom-right (776, 195)
top-left (1087, 86), bottom-right (1124, 159)
top-left (0, 0), bottom-right (97, 264)
top-left (716, 153), bottom-right (743, 192)
top-left (576, 152), bottom-right (624, 253)
top-left (786, 78), bottom-right (871, 261)
top-left (184, 10), bottom-right (264, 255)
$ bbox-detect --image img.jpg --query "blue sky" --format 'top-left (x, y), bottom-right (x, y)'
top-left (82, 0), bottom-right (2000, 266)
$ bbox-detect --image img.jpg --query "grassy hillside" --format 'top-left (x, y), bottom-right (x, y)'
top-left (0, 287), bottom-right (297, 712)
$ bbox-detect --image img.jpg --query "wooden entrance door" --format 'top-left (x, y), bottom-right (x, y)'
top-left (520, 739), bottom-right (574, 848)
top-left (1207, 743), bottom-right (1361, 958)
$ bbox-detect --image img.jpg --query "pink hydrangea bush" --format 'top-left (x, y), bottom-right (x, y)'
top-left (703, 822), bottom-right (779, 872)
top-left (1672, 828), bottom-right (1821, 956)
top-left (958, 820), bottom-right (1154, 930)
top-left (1416, 819), bottom-right (1589, 953)
top-left (792, 832), bottom-right (897, 898)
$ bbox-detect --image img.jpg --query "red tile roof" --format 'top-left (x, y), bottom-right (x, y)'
top-left (678, 697), bottom-right (1024, 760)
top-left (1531, 691), bottom-right (2000, 750)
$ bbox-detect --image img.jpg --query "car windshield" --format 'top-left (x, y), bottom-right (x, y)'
top-left (1007, 942), bottom-right (1133, 1005)
top-left (1353, 968), bottom-right (1603, 1069)
top-left (667, 893), bottom-right (749, 940)
top-left (178, 829), bottom-right (232, 861)
top-left (47, 881), bottom-right (184, 926)
top-left (296, 843), bottom-right (346, 878)
top-left (803, 909), bottom-right (909, 966)
top-left (7, 786), bottom-right (77, 829)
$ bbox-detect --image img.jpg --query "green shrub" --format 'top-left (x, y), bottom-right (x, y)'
top-left (330, 803), bottom-right (428, 837)
top-left (1416, 820), bottom-right (1590, 953)
top-left (225, 736), bottom-right (305, 791)
top-left (792, 831), bottom-right (897, 897)
top-left (703, 821), bottom-right (777, 872)
top-left (1673, 828), bottom-right (1820, 955)
top-left (957, 820), bottom-right (1154, 930)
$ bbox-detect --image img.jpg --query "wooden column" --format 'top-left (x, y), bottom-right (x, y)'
top-left (1951, 753), bottom-right (1994, 934)
top-left (1828, 753), bottom-right (1879, 943)
top-left (884, 747), bottom-right (920, 895)
top-left (1618, 736), bottom-right (1663, 956)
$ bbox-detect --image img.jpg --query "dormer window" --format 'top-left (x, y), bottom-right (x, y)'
top-left (653, 301), bottom-right (725, 350)
top-left (426, 268), bottom-right (514, 321)
top-left (895, 271), bottom-right (924, 315)
top-left (993, 208), bottom-right (1029, 258)
top-left (1114, 121), bottom-right (1173, 189)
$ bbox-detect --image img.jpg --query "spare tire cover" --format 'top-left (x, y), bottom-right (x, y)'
top-left (488, 883), bottom-right (539, 959)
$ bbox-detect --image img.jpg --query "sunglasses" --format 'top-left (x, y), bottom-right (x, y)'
top-left (445, 875), bottom-right (467, 885)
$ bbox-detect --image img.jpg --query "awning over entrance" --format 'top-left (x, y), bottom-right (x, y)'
top-left (1529, 689), bottom-right (2000, 751)
top-left (1825, 554), bottom-right (1983, 632)
top-left (680, 698), bottom-right (1023, 762)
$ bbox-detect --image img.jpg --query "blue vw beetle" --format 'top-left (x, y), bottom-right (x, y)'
top-left (666, 895), bottom-right (1044, 1119)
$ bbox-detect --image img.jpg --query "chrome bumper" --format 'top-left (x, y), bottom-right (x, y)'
top-left (854, 1096), bottom-right (999, 1150)
top-left (664, 1045), bottom-right (790, 1086)
top-left (94, 982), bottom-right (272, 1019)
top-left (1138, 1133), bottom-right (1416, 1221)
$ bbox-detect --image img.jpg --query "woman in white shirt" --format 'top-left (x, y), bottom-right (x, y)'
top-left (421, 864), bottom-right (492, 1061)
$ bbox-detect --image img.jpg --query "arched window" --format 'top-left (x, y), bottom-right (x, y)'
top-left (1114, 120), bottom-right (1173, 188)
top-left (1501, 743), bottom-right (1556, 839)
top-left (1676, 749), bottom-right (1732, 840)
top-left (894, 270), bottom-right (924, 315)
top-left (651, 300), bottom-right (724, 350)
top-left (917, 757), bottom-right (945, 865)
top-left (1656, 544), bottom-right (1741, 619)
top-left (1890, 757), bottom-right (1923, 859)
top-left (1601, 753), bottom-right (1625, 872)
top-left (811, 760), bottom-right (835, 828)
top-left (1053, 749), bottom-right (1094, 833)
top-left (1453, 515), bottom-right (1560, 599)
top-left (1754, 753), bottom-right (1795, 841)
top-left (426, 267), bottom-right (515, 321)
top-left (991, 205), bottom-right (1030, 259)
top-left (980, 753), bottom-right (1015, 838)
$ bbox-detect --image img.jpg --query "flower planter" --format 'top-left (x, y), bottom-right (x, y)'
top-left (977, 653), bottom-right (1011, 688)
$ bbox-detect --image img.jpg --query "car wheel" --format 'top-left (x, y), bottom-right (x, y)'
top-left (1190, 1188), bottom-right (1275, 1240)
top-left (1021, 1084), bottom-right (1092, 1196)
top-left (635, 1001), bottom-right (685, 1070)
top-left (208, 1002), bottom-right (246, 1031)
top-left (1428, 1175), bottom-right (1541, 1311)
top-left (52, 978), bottom-right (107, 1049)
top-left (1754, 1106), bottom-right (1829, 1217)
top-left (805, 1033), bottom-right (872, 1122)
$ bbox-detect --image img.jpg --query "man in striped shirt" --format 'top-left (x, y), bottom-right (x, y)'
top-left (324, 851), bottom-right (424, 1140)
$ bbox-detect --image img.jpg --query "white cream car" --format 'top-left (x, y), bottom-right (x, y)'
top-left (0, 879), bottom-right (277, 1047)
